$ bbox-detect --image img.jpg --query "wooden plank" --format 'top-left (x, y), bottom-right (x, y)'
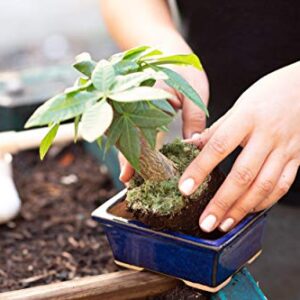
top-left (0, 270), bottom-right (179, 300)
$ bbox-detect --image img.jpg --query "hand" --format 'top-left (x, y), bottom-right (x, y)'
top-left (179, 62), bottom-right (300, 232)
top-left (119, 66), bottom-right (209, 183)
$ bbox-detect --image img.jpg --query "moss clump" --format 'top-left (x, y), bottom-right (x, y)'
top-left (126, 139), bottom-right (210, 216)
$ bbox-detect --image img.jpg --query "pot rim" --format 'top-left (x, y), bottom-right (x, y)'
top-left (92, 189), bottom-right (268, 250)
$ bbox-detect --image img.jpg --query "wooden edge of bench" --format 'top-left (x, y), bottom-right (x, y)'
top-left (0, 270), bottom-right (179, 300)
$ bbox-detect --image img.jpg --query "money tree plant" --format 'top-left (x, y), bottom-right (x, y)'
top-left (25, 45), bottom-right (207, 182)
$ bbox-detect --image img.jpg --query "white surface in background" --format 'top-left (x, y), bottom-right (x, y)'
top-left (0, 154), bottom-right (21, 224)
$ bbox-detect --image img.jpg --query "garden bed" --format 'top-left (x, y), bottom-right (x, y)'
top-left (0, 143), bottom-right (207, 299)
top-left (0, 144), bottom-right (117, 292)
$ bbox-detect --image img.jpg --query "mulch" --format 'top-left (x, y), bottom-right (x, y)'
top-left (0, 144), bottom-right (118, 292)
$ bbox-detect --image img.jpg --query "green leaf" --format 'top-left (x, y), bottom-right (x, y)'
top-left (96, 136), bottom-right (103, 150)
top-left (143, 54), bottom-right (203, 70)
top-left (141, 79), bottom-right (156, 87)
top-left (158, 66), bottom-right (209, 116)
top-left (118, 118), bottom-right (140, 171)
top-left (39, 123), bottom-right (59, 160)
top-left (151, 99), bottom-right (176, 115)
top-left (111, 72), bottom-right (151, 93)
top-left (142, 67), bottom-right (168, 80)
top-left (25, 91), bottom-right (101, 128)
top-left (121, 103), bottom-right (139, 113)
top-left (123, 46), bottom-right (163, 61)
top-left (105, 116), bottom-right (124, 152)
top-left (74, 115), bottom-right (80, 143)
top-left (109, 87), bottom-right (175, 102)
top-left (158, 125), bottom-right (169, 132)
top-left (109, 52), bottom-right (124, 64)
top-left (130, 108), bottom-right (173, 128)
top-left (91, 60), bottom-right (115, 92)
top-left (123, 45), bottom-right (151, 60)
top-left (73, 52), bottom-right (96, 77)
top-left (138, 48), bottom-right (163, 59)
top-left (113, 60), bottom-right (139, 75)
top-left (64, 80), bottom-right (91, 95)
top-left (112, 102), bottom-right (124, 114)
top-left (80, 100), bottom-right (113, 142)
top-left (141, 128), bottom-right (156, 149)
top-left (74, 77), bottom-right (89, 86)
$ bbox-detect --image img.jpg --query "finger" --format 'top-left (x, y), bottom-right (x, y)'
top-left (218, 150), bottom-right (287, 232)
top-left (154, 80), bottom-right (182, 109)
top-left (179, 111), bottom-right (252, 196)
top-left (118, 152), bottom-right (134, 183)
top-left (198, 111), bottom-right (232, 146)
top-left (254, 159), bottom-right (299, 212)
top-left (199, 133), bottom-right (272, 232)
top-left (182, 99), bottom-right (207, 139)
top-left (182, 115), bottom-right (227, 149)
top-left (183, 101), bottom-right (236, 147)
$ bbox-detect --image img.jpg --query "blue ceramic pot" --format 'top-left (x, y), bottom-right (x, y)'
top-left (92, 189), bottom-right (267, 292)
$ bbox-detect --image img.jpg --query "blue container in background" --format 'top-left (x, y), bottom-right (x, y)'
top-left (92, 189), bottom-right (267, 292)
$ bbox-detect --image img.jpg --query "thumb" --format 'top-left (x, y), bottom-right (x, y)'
top-left (118, 152), bottom-right (135, 183)
top-left (182, 99), bottom-right (207, 139)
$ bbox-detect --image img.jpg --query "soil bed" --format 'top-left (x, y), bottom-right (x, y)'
top-left (0, 143), bottom-right (208, 299)
top-left (0, 144), bottom-right (118, 292)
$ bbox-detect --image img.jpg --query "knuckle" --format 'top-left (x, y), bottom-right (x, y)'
top-left (208, 135), bottom-right (228, 156)
top-left (192, 157), bottom-right (209, 175)
top-left (186, 111), bottom-right (206, 126)
top-left (230, 166), bottom-right (254, 186)
top-left (234, 204), bottom-right (250, 216)
top-left (278, 180), bottom-right (292, 195)
top-left (212, 198), bottom-right (231, 211)
top-left (201, 127), bottom-right (211, 138)
top-left (256, 179), bottom-right (274, 195)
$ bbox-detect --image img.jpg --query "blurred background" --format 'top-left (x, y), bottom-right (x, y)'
top-left (0, 1), bottom-right (299, 299)
top-left (0, 0), bottom-right (116, 70)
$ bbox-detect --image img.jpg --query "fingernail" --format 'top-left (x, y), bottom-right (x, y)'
top-left (179, 178), bottom-right (195, 195)
top-left (119, 167), bottom-right (125, 181)
top-left (219, 218), bottom-right (235, 232)
top-left (182, 133), bottom-right (201, 143)
top-left (200, 214), bottom-right (217, 232)
top-left (191, 133), bottom-right (202, 140)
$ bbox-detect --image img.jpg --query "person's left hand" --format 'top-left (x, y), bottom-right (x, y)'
top-left (179, 62), bottom-right (300, 233)
top-left (119, 65), bottom-right (209, 183)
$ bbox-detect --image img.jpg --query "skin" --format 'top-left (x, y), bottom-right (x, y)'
top-left (181, 62), bottom-right (300, 232)
top-left (100, 0), bottom-right (300, 232)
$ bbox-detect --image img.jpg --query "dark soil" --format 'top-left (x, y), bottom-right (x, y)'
top-left (130, 168), bottom-right (225, 237)
top-left (0, 144), bottom-right (118, 292)
top-left (125, 141), bottom-right (226, 236)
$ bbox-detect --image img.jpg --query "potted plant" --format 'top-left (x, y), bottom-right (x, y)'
top-left (25, 46), bottom-right (267, 292)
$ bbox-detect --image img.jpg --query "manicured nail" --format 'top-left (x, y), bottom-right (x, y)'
top-left (179, 178), bottom-right (195, 195)
top-left (219, 218), bottom-right (235, 232)
top-left (182, 133), bottom-right (201, 143)
top-left (200, 215), bottom-right (217, 232)
top-left (191, 133), bottom-right (202, 140)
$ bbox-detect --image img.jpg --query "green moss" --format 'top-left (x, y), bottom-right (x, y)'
top-left (126, 139), bottom-right (210, 215)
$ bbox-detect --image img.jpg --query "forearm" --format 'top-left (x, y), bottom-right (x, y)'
top-left (100, 0), bottom-right (191, 54)
top-left (100, 0), bottom-right (210, 109)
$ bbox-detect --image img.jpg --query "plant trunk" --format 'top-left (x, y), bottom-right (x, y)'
top-left (138, 137), bottom-right (177, 181)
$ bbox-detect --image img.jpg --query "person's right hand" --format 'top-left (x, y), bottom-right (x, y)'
top-left (119, 65), bottom-right (210, 183)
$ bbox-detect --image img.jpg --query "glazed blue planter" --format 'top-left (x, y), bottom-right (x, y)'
top-left (92, 189), bottom-right (267, 292)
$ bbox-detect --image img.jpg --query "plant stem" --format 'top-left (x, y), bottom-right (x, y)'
top-left (138, 137), bottom-right (177, 181)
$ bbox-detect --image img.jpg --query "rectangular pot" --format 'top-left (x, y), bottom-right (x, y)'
top-left (92, 189), bottom-right (267, 292)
